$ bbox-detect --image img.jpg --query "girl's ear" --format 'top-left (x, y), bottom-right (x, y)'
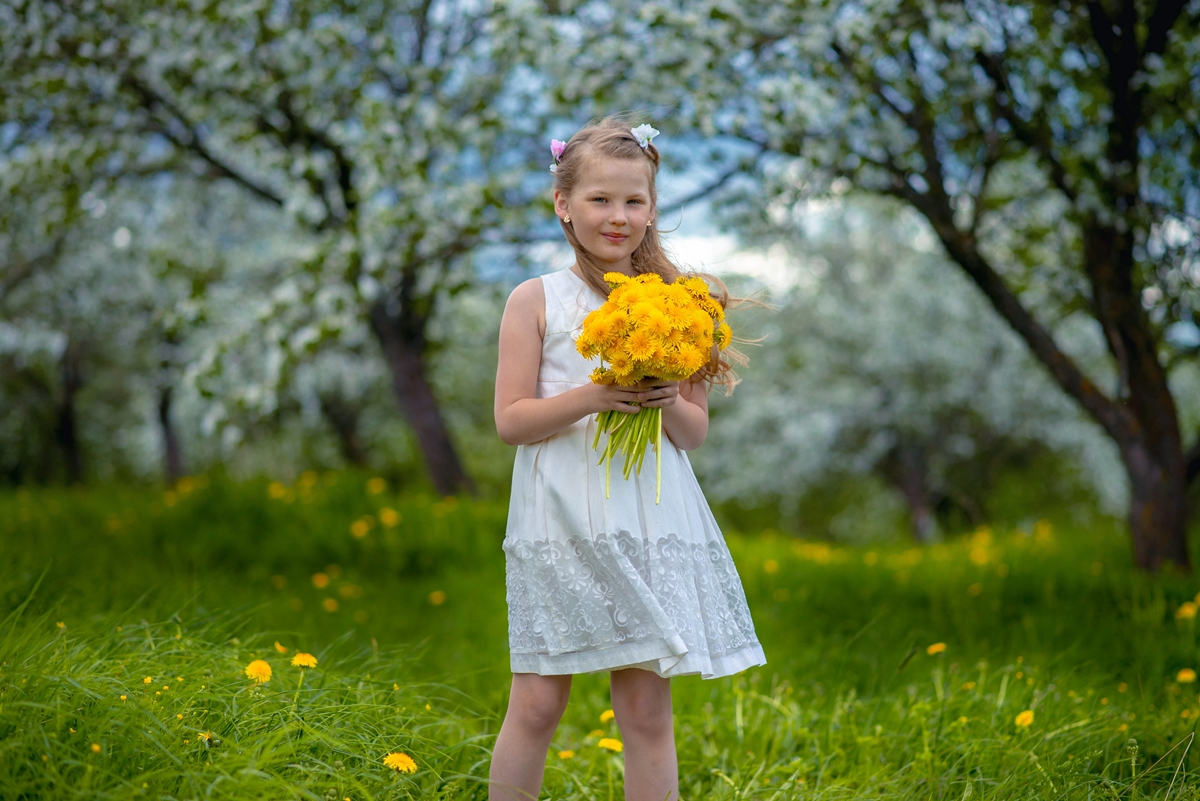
top-left (553, 189), bottom-right (569, 218)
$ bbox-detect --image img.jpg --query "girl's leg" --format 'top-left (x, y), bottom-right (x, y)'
top-left (489, 672), bottom-right (573, 801)
top-left (610, 668), bottom-right (678, 801)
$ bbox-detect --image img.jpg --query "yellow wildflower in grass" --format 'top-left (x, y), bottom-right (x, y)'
top-left (366, 477), bottom-right (387, 495)
top-left (588, 729), bottom-right (605, 738)
top-left (1178, 668), bottom-right (1197, 683)
top-left (245, 660), bottom-right (272, 683)
top-left (350, 519), bottom-right (371, 538)
top-left (143, 676), bottom-right (153, 684)
top-left (379, 507), bottom-right (401, 527)
top-left (312, 572), bottom-right (330, 588)
top-left (578, 272), bottom-right (731, 503)
top-left (961, 681), bottom-right (976, 691)
top-left (119, 695), bottom-right (126, 701)
top-left (763, 559), bottom-right (780, 574)
top-left (558, 750), bottom-right (576, 759)
top-left (292, 653), bottom-right (317, 668)
top-left (268, 482), bottom-right (287, 499)
top-left (91, 743), bottom-right (101, 753)
top-left (1177, 602), bottom-right (1198, 620)
top-left (322, 598), bottom-right (339, 612)
top-left (600, 709), bottom-right (615, 723)
top-left (274, 641), bottom-right (289, 653)
top-left (1014, 710), bottom-right (1034, 728)
top-left (598, 738), bottom-right (624, 753)
top-left (383, 752), bottom-right (418, 774)
top-left (927, 643), bottom-right (947, 655)
top-left (428, 590), bottom-right (447, 606)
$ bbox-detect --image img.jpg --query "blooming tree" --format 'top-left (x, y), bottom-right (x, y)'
top-left (2, 0), bottom-right (556, 495)
top-left (693, 198), bottom-right (1142, 542)
top-left (547, 0), bottom-right (1200, 570)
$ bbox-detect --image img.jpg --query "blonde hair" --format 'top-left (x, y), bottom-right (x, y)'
top-left (553, 115), bottom-right (749, 392)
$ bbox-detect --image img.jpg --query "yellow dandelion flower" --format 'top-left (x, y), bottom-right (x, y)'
top-left (274, 641), bottom-right (288, 653)
top-left (1178, 668), bottom-right (1197, 683)
top-left (379, 507), bottom-right (401, 527)
top-left (626, 328), bottom-right (657, 362)
top-left (961, 681), bottom-right (976, 691)
top-left (143, 676), bottom-right (153, 684)
top-left (575, 329), bottom-right (599, 359)
top-left (384, 751), bottom-right (417, 773)
top-left (603, 272), bottom-right (629, 287)
top-left (366, 477), bottom-right (387, 494)
top-left (1014, 709), bottom-right (1034, 727)
top-left (350, 519), bottom-right (371, 538)
top-left (268, 482), bottom-right (287, 499)
top-left (245, 660), bottom-right (272, 683)
top-left (927, 643), bottom-right (947, 655)
top-left (291, 653), bottom-right (317, 668)
top-left (119, 695), bottom-right (126, 701)
top-left (1177, 602), bottom-right (1197, 620)
top-left (322, 598), bottom-right (339, 612)
top-left (598, 738), bottom-right (624, 753)
top-left (600, 709), bottom-right (615, 723)
top-left (558, 749), bottom-right (575, 759)
top-left (312, 572), bottom-right (330, 588)
top-left (588, 729), bottom-right (604, 738)
top-left (715, 321), bottom-right (732, 350)
top-left (590, 367), bottom-right (615, 385)
top-left (428, 590), bottom-right (447, 605)
top-left (90, 743), bottom-right (101, 753)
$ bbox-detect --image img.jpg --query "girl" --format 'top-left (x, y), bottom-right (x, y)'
top-left (490, 117), bottom-right (766, 801)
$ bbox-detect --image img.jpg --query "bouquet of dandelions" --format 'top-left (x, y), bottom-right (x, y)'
top-left (575, 271), bottom-right (733, 503)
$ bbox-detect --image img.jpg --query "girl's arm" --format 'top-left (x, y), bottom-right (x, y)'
top-left (659, 378), bottom-right (709, 451)
top-left (495, 278), bottom-right (651, 446)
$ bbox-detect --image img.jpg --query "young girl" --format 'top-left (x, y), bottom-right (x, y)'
top-left (490, 117), bottom-right (766, 801)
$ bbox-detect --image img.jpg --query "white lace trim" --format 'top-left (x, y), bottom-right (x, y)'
top-left (504, 530), bottom-right (763, 675)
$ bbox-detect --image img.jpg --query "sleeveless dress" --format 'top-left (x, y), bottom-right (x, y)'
top-left (503, 267), bottom-right (767, 679)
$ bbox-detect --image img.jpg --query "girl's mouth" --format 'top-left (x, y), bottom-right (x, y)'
top-left (601, 233), bottom-right (627, 243)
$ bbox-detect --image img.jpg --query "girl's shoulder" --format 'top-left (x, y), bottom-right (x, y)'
top-left (502, 275), bottom-right (548, 338)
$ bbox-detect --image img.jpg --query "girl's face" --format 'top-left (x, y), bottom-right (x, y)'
top-left (555, 155), bottom-right (654, 275)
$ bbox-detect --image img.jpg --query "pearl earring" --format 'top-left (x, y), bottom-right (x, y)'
top-left (563, 214), bottom-right (570, 224)
top-left (646, 219), bottom-right (653, 227)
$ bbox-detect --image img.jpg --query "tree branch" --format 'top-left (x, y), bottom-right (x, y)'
top-left (0, 235), bottom-right (67, 302)
top-left (122, 75), bottom-right (285, 207)
top-left (974, 51), bottom-right (1081, 205)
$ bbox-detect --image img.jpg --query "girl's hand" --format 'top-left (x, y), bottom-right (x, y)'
top-left (591, 379), bottom-right (680, 413)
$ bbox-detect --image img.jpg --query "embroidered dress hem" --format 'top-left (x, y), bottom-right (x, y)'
top-left (511, 640), bottom-right (766, 680)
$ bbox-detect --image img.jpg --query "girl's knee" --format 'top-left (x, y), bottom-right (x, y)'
top-left (611, 673), bottom-right (673, 739)
top-left (507, 675), bottom-right (571, 734)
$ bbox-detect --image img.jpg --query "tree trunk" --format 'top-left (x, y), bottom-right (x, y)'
top-left (158, 384), bottom-right (186, 484)
top-left (1083, 220), bottom-right (1190, 572)
top-left (880, 443), bottom-right (939, 543)
top-left (369, 301), bottom-right (474, 496)
top-left (1121, 435), bottom-right (1189, 571)
top-left (56, 344), bottom-right (84, 484)
top-left (319, 393), bottom-right (369, 468)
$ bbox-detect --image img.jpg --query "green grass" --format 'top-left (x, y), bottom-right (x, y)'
top-left (3, 473), bottom-right (1200, 799)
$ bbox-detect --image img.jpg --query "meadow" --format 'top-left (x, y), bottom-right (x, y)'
top-left (3, 472), bottom-right (1200, 799)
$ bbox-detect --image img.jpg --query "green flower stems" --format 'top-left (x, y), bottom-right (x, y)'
top-left (593, 405), bottom-right (664, 504)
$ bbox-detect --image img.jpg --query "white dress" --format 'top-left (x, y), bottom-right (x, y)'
top-left (503, 267), bottom-right (767, 679)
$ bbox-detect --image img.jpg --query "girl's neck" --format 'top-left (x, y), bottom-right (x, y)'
top-left (572, 262), bottom-right (635, 280)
